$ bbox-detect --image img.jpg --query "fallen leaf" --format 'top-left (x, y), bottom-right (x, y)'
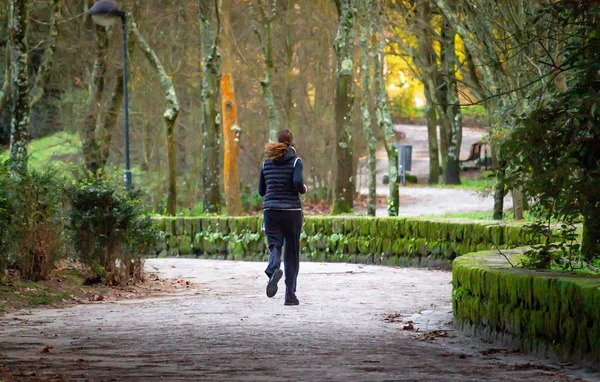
top-left (416, 330), bottom-right (449, 341)
top-left (383, 313), bottom-right (402, 323)
top-left (41, 345), bottom-right (54, 353)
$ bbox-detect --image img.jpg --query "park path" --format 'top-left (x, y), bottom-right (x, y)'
top-left (0, 259), bottom-right (591, 381)
top-left (356, 124), bottom-right (512, 216)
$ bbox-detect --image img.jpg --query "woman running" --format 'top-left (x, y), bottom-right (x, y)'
top-left (258, 129), bottom-right (307, 306)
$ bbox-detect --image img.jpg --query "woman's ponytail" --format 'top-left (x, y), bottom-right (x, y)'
top-left (264, 142), bottom-right (289, 160)
top-left (264, 129), bottom-right (295, 160)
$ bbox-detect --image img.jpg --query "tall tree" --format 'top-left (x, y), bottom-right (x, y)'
top-left (373, 0), bottom-right (399, 215)
top-left (0, 43), bottom-right (10, 118)
top-left (198, 0), bottom-right (222, 213)
top-left (250, 0), bottom-right (280, 141)
top-left (130, 14), bottom-right (180, 216)
top-left (331, 0), bottom-right (357, 215)
top-left (440, 17), bottom-right (462, 184)
top-left (359, 0), bottom-right (376, 216)
top-left (82, 24), bottom-right (108, 175)
top-left (415, 0), bottom-right (440, 185)
top-left (82, 15), bottom-right (136, 177)
top-left (220, 0), bottom-right (243, 216)
top-left (390, 0), bottom-right (440, 184)
top-left (8, 0), bottom-right (30, 175)
top-left (29, 0), bottom-right (60, 108)
top-left (284, 0), bottom-right (296, 132)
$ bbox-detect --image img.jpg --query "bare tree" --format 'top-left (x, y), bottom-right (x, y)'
top-left (29, 0), bottom-right (60, 108)
top-left (250, 0), bottom-right (280, 141)
top-left (130, 14), bottom-right (180, 216)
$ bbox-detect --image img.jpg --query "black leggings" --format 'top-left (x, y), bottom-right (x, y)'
top-left (263, 210), bottom-right (303, 294)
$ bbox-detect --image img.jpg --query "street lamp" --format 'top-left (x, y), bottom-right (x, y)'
top-left (89, 0), bottom-right (132, 190)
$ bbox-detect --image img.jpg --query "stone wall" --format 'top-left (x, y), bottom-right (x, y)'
top-left (154, 216), bottom-right (537, 268)
top-left (453, 249), bottom-right (600, 365)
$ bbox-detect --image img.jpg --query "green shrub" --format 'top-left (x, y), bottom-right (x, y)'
top-left (0, 161), bottom-right (67, 280)
top-left (241, 185), bottom-right (263, 212)
top-left (67, 176), bottom-right (161, 284)
top-left (306, 186), bottom-right (330, 204)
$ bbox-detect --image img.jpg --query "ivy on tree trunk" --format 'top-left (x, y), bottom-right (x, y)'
top-left (9, 0), bottom-right (30, 176)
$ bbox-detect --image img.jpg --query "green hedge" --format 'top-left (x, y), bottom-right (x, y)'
top-left (453, 249), bottom-right (600, 365)
top-left (153, 216), bottom-right (537, 268)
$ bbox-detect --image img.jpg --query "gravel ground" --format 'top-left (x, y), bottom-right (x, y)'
top-left (1, 259), bottom-right (594, 381)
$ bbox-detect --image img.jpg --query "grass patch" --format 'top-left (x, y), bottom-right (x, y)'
top-left (431, 171), bottom-right (495, 190)
top-left (420, 210), bottom-right (538, 222)
top-left (29, 291), bottom-right (73, 306)
top-left (0, 267), bottom-right (108, 315)
top-left (420, 211), bottom-right (500, 220)
top-left (0, 131), bottom-right (83, 172)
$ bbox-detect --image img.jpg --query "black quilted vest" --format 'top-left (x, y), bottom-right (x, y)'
top-left (262, 148), bottom-right (302, 210)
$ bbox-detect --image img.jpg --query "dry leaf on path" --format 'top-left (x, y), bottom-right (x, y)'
top-left (41, 345), bottom-right (54, 353)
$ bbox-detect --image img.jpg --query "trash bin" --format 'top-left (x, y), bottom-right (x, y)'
top-left (397, 144), bottom-right (412, 172)
top-left (397, 145), bottom-right (412, 186)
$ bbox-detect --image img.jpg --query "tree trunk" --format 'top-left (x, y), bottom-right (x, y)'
top-left (581, 195), bottom-right (600, 262)
top-left (251, 0), bottom-right (280, 141)
top-left (331, 0), bottom-right (357, 215)
top-left (373, 0), bottom-right (398, 216)
top-left (414, 0), bottom-right (439, 185)
top-left (0, 40), bottom-right (11, 117)
top-left (198, 0), bottom-right (222, 214)
top-left (284, 0), bottom-right (296, 133)
top-left (82, 25), bottom-right (108, 175)
top-left (97, 25), bottom-right (137, 173)
top-left (29, 0), bottom-right (60, 109)
top-left (9, 0), bottom-right (30, 176)
top-left (441, 18), bottom-right (462, 185)
top-left (424, 84), bottom-right (439, 184)
top-left (512, 187), bottom-right (524, 220)
top-left (220, 0), bottom-right (243, 216)
top-left (360, 0), bottom-right (376, 216)
top-left (131, 15), bottom-right (180, 216)
top-left (493, 164), bottom-right (505, 220)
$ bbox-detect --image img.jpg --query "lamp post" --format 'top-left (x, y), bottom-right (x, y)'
top-left (88, 0), bottom-right (131, 190)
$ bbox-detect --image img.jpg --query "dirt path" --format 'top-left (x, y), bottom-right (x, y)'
top-left (2, 260), bottom-right (593, 381)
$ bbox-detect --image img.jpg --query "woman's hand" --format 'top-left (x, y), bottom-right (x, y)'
top-left (304, 184), bottom-right (308, 193)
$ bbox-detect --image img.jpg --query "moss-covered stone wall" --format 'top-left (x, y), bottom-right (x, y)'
top-left (154, 216), bottom-right (536, 268)
top-left (453, 249), bottom-right (600, 365)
